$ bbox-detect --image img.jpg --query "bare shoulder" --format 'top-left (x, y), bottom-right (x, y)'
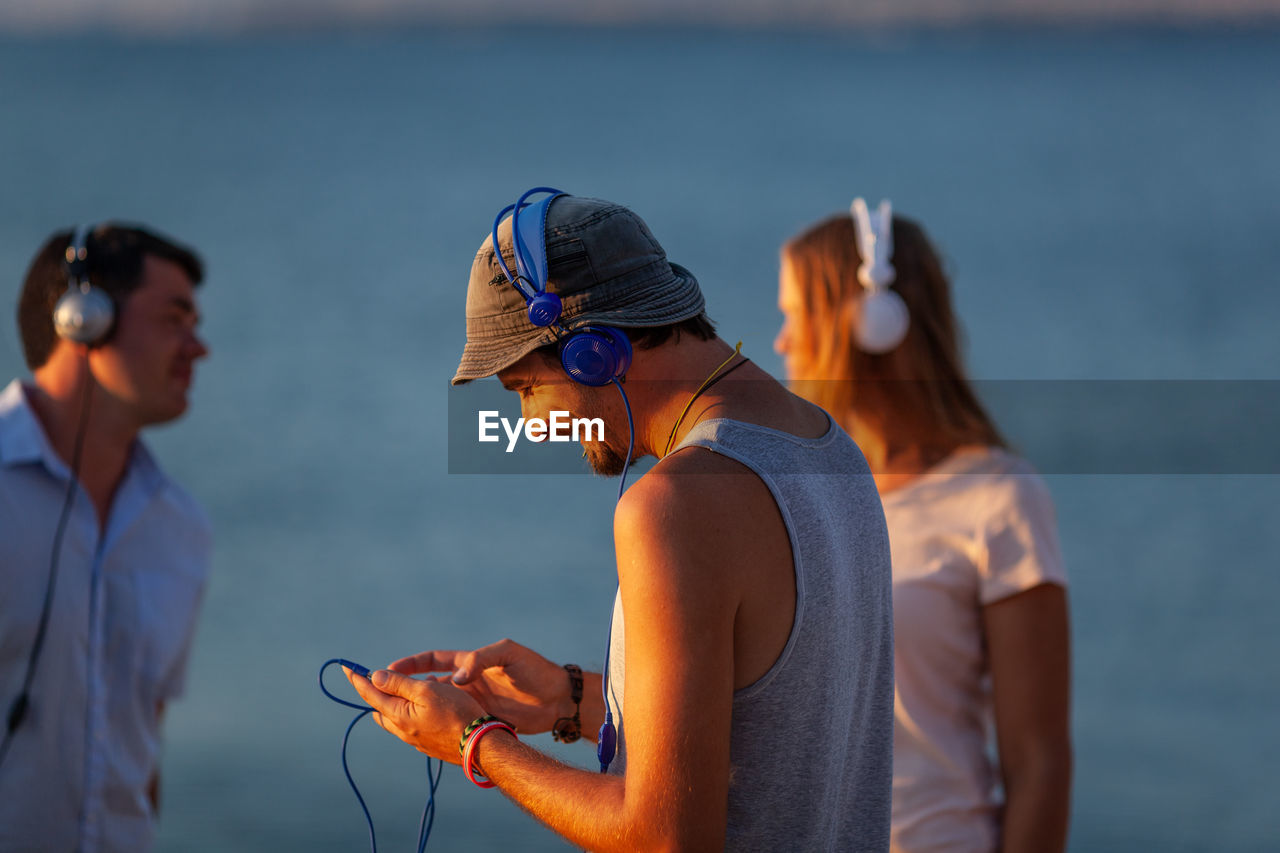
top-left (616, 448), bottom-right (775, 536)
top-left (613, 449), bottom-right (785, 593)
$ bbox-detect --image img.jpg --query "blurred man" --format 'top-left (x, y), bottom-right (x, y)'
top-left (0, 224), bottom-right (211, 852)
top-left (347, 192), bottom-right (895, 851)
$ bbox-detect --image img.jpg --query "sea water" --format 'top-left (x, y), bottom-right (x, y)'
top-left (0, 26), bottom-right (1277, 851)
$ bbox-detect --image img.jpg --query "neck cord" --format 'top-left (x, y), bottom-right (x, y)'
top-left (661, 342), bottom-right (747, 457)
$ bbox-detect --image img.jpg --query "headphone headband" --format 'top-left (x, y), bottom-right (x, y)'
top-left (490, 189), bottom-right (632, 385)
top-left (492, 189), bottom-right (563, 296)
top-left (851, 198), bottom-right (896, 290)
top-left (65, 224), bottom-right (93, 290)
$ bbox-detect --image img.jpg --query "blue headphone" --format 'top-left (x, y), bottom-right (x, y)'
top-left (492, 188), bottom-right (631, 771)
top-left (491, 188), bottom-right (632, 387)
top-left (53, 224), bottom-right (115, 346)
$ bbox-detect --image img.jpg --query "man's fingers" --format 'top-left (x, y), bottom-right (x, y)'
top-left (451, 638), bottom-right (519, 685)
top-left (370, 712), bottom-right (413, 746)
top-left (386, 639), bottom-right (531, 685)
top-left (369, 711), bottom-right (403, 739)
top-left (388, 650), bottom-right (462, 675)
top-left (367, 668), bottom-right (427, 699)
top-left (344, 668), bottom-right (414, 717)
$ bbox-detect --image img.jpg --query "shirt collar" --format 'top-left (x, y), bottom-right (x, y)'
top-left (0, 378), bottom-right (61, 474)
top-left (0, 378), bottom-right (163, 493)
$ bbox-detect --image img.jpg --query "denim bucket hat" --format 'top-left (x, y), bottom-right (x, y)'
top-left (452, 195), bottom-right (705, 385)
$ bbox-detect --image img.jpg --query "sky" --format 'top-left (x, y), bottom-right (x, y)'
top-left (2, 0), bottom-right (1279, 35)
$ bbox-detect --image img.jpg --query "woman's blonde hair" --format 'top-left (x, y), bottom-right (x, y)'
top-left (782, 211), bottom-right (1006, 454)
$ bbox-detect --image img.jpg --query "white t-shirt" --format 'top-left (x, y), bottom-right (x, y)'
top-left (881, 447), bottom-right (1066, 853)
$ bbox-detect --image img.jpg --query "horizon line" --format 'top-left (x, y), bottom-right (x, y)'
top-left (3, 5), bottom-right (1280, 38)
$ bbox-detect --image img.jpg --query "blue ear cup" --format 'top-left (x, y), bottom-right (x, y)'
top-left (53, 225), bottom-right (114, 346)
top-left (560, 326), bottom-right (633, 387)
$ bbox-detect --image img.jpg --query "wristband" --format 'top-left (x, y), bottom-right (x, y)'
top-left (460, 714), bottom-right (499, 760)
top-left (462, 719), bottom-right (516, 788)
top-left (552, 663), bottom-right (584, 744)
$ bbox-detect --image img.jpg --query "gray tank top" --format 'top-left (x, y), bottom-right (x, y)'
top-left (606, 415), bottom-right (893, 851)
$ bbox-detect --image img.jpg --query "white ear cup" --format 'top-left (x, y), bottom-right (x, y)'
top-left (856, 288), bottom-right (909, 354)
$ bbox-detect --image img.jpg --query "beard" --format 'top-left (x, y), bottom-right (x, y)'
top-left (584, 439), bottom-right (628, 477)
top-left (562, 379), bottom-right (632, 477)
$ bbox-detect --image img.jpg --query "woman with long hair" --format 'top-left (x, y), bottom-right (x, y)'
top-left (776, 200), bottom-right (1072, 853)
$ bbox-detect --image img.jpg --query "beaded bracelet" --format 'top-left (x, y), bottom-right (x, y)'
top-left (462, 719), bottom-right (516, 788)
top-left (552, 663), bottom-right (584, 744)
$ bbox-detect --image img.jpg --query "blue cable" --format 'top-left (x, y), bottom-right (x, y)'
top-left (611, 377), bottom-right (635, 503)
top-left (416, 759), bottom-right (443, 853)
top-left (595, 378), bottom-right (635, 773)
top-left (489, 203), bottom-right (527, 297)
top-left (319, 659), bottom-right (442, 852)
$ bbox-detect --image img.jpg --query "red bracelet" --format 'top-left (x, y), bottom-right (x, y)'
top-left (462, 719), bottom-right (516, 788)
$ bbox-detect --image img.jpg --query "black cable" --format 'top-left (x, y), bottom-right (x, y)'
top-left (0, 366), bottom-right (94, 770)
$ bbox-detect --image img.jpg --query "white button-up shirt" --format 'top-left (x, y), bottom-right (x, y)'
top-left (0, 380), bottom-right (210, 852)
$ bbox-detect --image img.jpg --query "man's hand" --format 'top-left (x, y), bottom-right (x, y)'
top-left (344, 668), bottom-right (484, 764)
top-left (386, 639), bottom-right (576, 735)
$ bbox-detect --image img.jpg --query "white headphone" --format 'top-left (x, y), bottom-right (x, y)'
top-left (851, 198), bottom-right (909, 354)
top-left (53, 224), bottom-right (115, 345)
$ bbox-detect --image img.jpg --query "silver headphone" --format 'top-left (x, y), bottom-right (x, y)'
top-left (53, 224), bottom-right (115, 345)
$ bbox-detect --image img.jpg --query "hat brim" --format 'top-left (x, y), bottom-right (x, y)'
top-left (451, 262), bottom-right (704, 385)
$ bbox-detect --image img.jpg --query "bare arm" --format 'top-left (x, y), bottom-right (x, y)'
top-left (348, 467), bottom-right (742, 851)
top-left (481, 473), bottom-right (738, 850)
top-left (983, 582), bottom-right (1073, 853)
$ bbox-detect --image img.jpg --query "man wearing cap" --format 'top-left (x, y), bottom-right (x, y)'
top-left (348, 192), bottom-right (893, 851)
